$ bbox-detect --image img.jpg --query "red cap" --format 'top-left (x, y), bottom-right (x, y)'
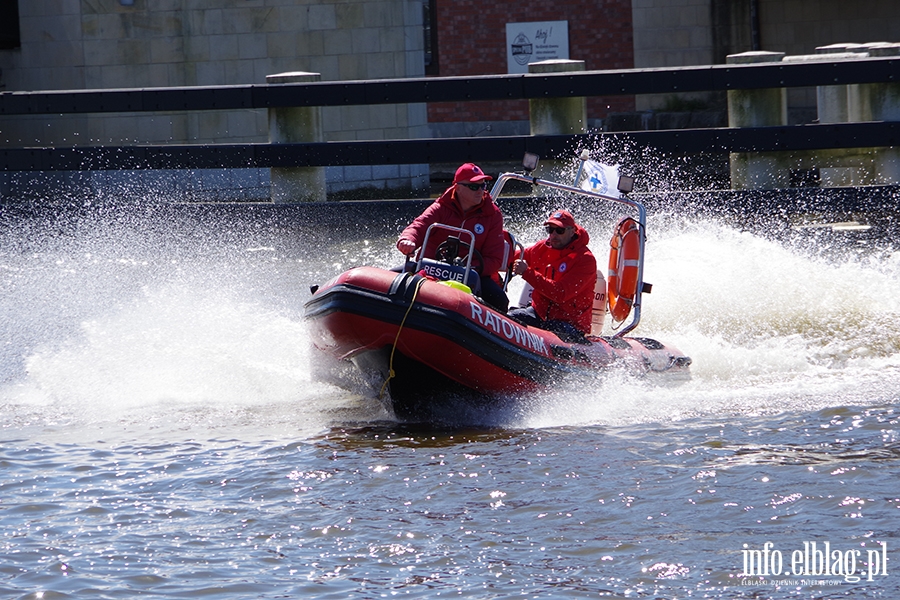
top-left (544, 209), bottom-right (577, 229)
top-left (453, 163), bottom-right (493, 184)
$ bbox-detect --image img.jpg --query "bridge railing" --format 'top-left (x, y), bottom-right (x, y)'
top-left (1, 56), bottom-right (899, 171)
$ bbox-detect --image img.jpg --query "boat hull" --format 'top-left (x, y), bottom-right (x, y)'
top-left (303, 266), bottom-right (690, 420)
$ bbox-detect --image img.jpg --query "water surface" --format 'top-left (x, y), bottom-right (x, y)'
top-left (1, 201), bottom-right (898, 598)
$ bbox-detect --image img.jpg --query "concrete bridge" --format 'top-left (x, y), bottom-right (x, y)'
top-left (1, 47), bottom-right (899, 203)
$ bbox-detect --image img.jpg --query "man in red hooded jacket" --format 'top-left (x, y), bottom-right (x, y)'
top-left (508, 209), bottom-right (596, 342)
top-left (396, 162), bottom-right (509, 312)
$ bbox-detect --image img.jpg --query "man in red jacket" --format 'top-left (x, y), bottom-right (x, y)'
top-left (395, 163), bottom-right (509, 312)
top-left (508, 209), bottom-right (597, 342)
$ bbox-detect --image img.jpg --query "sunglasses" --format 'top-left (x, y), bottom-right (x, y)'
top-left (459, 182), bottom-right (487, 191)
top-left (545, 226), bottom-right (568, 235)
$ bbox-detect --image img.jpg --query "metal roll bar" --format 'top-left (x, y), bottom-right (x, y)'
top-left (489, 154), bottom-right (647, 337)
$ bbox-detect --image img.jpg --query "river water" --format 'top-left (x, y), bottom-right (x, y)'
top-left (1, 197), bottom-right (898, 599)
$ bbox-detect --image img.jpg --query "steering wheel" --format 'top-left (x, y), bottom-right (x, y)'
top-left (435, 237), bottom-right (484, 275)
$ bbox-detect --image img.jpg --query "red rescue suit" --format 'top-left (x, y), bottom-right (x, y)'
top-left (519, 226), bottom-right (597, 334)
top-left (398, 187), bottom-right (505, 279)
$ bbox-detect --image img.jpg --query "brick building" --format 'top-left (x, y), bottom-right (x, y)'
top-left (1, 0), bottom-right (899, 198)
top-left (426, 0), bottom-right (635, 133)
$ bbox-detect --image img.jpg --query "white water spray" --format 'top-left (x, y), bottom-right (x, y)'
top-left (3, 184), bottom-right (899, 435)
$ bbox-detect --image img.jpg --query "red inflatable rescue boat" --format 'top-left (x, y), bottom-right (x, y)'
top-left (303, 154), bottom-right (691, 420)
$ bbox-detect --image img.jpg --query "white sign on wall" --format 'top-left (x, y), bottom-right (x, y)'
top-left (506, 21), bottom-right (569, 74)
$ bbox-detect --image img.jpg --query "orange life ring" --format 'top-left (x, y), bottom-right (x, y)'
top-left (607, 217), bottom-right (641, 322)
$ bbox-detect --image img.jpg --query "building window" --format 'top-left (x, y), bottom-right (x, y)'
top-left (0, 0), bottom-right (21, 50)
top-left (423, 0), bottom-right (438, 75)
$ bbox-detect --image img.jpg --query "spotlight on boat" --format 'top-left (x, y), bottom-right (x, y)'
top-left (617, 175), bottom-right (634, 194)
top-left (522, 152), bottom-right (539, 174)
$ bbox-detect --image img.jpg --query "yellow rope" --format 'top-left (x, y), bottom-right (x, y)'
top-left (379, 276), bottom-right (426, 399)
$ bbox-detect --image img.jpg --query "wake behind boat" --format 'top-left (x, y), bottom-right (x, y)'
top-left (303, 154), bottom-right (691, 420)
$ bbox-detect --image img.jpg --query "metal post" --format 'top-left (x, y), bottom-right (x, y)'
top-left (528, 60), bottom-right (587, 180)
top-left (726, 51), bottom-right (788, 190)
top-left (267, 71), bottom-right (327, 203)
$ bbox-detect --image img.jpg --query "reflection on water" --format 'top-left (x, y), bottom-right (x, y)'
top-left (1, 405), bottom-right (897, 598)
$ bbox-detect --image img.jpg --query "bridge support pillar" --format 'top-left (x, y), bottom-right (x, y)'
top-left (267, 71), bottom-right (326, 203)
top-left (726, 51), bottom-right (788, 190)
top-left (849, 44), bottom-right (900, 185)
top-left (728, 45), bottom-right (900, 190)
top-left (529, 60), bottom-right (587, 178)
top-left (529, 59), bottom-right (587, 135)
top-left (804, 43), bottom-right (900, 186)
